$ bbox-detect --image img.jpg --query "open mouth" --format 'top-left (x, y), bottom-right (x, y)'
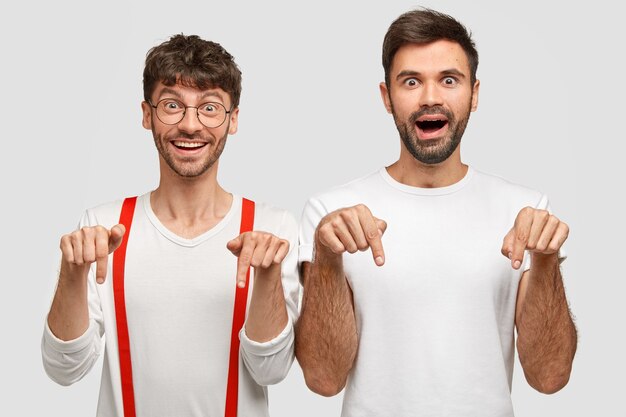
top-left (172, 141), bottom-right (208, 150)
top-left (414, 114), bottom-right (449, 140)
top-left (416, 119), bottom-right (448, 133)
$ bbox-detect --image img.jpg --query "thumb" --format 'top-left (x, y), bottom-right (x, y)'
top-left (109, 224), bottom-right (126, 253)
top-left (501, 228), bottom-right (514, 259)
top-left (226, 234), bottom-right (244, 255)
top-left (376, 218), bottom-right (388, 236)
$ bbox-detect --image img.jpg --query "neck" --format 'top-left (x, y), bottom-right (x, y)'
top-left (387, 146), bottom-right (467, 188)
top-left (150, 160), bottom-right (232, 238)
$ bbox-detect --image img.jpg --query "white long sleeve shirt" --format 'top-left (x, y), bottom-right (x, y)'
top-left (42, 194), bottom-right (300, 417)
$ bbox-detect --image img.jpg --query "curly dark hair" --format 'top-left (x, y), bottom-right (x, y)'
top-left (143, 34), bottom-right (242, 108)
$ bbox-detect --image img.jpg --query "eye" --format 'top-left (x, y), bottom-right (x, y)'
top-left (202, 103), bottom-right (217, 113)
top-left (404, 78), bottom-right (419, 87)
top-left (442, 76), bottom-right (458, 86)
top-left (200, 103), bottom-right (225, 118)
top-left (160, 100), bottom-right (184, 112)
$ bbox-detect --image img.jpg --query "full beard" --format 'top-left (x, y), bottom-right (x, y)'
top-left (153, 130), bottom-right (228, 178)
top-left (393, 104), bottom-right (471, 165)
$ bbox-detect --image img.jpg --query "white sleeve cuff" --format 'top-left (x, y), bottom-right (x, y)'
top-left (298, 243), bottom-right (314, 265)
top-left (239, 318), bottom-right (294, 356)
top-left (43, 319), bottom-right (100, 353)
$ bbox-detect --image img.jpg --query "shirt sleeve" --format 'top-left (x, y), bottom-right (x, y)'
top-left (298, 196), bottom-right (330, 266)
top-left (522, 194), bottom-right (568, 272)
top-left (41, 210), bottom-right (105, 386)
top-left (239, 209), bottom-right (301, 386)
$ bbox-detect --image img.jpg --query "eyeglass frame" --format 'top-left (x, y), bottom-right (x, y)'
top-left (146, 97), bottom-right (233, 129)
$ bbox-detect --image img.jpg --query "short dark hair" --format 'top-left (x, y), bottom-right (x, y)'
top-left (382, 8), bottom-right (478, 87)
top-left (143, 34), bottom-right (242, 108)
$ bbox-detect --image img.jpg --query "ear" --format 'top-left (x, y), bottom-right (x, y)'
top-left (228, 107), bottom-right (239, 135)
top-left (379, 82), bottom-right (392, 114)
top-left (141, 101), bottom-right (152, 130)
top-left (470, 79), bottom-right (480, 112)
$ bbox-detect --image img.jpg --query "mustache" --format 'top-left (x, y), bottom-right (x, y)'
top-left (409, 106), bottom-right (454, 124)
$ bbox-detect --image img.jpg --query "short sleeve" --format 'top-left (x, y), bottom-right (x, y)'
top-left (298, 197), bottom-right (330, 265)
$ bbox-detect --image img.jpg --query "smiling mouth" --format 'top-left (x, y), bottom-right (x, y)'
top-left (416, 119), bottom-right (448, 133)
top-left (172, 141), bottom-right (207, 150)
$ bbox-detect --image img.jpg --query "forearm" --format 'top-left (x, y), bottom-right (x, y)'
top-left (47, 261), bottom-right (90, 341)
top-left (241, 272), bottom-right (294, 385)
top-left (245, 264), bottom-right (289, 342)
top-left (516, 253), bottom-right (577, 393)
top-left (295, 254), bottom-right (357, 397)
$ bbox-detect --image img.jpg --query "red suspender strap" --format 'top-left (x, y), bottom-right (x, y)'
top-left (113, 196), bottom-right (138, 417)
top-left (113, 196), bottom-right (254, 417)
top-left (224, 197), bottom-right (255, 417)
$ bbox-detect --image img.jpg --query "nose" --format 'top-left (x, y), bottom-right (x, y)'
top-left (177, 106), bottom-right (204, 134)
top-left (419, 82), bottom-right (443, 108)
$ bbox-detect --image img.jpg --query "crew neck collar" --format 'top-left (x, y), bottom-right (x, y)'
top-left (379, 166), bottom-right (474, 196)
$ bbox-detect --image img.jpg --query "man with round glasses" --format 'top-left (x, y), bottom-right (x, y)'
top-left (148, 98), bottom-right (231, 129)
top-left (42, 34), bottom-right (299, 417)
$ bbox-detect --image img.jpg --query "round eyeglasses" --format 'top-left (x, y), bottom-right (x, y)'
top-left (148, 98), bottom-right (231, 128)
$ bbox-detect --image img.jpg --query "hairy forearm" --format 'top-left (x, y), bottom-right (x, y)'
top-left (47, 261), bottom-right (90, 341)
top-left (295, 254), bottom-right (357, 397)
top-left (516, 254), bottom-right (577, 394)
top-left (245, 264), bottom-right (289, 342)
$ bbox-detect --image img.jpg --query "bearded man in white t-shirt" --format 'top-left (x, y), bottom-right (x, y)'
top-left (42, 34), bottom-right (299, 417)
top-left (295, 8), bottom-right (577, 417)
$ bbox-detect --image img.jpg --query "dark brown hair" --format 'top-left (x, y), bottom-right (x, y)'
top-left (382, 8), bottom-right (478, 87)
top-left (143, 34), bottom-right (242, 108)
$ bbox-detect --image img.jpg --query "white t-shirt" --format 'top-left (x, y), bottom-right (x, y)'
top-left (42, 193), bottom-right (300, 417)
top-left (299, 167), bottom-right (563, 417)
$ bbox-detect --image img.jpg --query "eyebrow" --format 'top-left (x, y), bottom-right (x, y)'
top-left (199, 91), bottom-right (226, 101)
top-left (157, 87), bottom-right (183, 99)
top-left (157, 88), bottom-right (226, 102)
top-left (395, 68), bottom-right (467, 80)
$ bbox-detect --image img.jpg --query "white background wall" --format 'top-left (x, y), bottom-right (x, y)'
top-left (1, 0), bottom-right (623, 415)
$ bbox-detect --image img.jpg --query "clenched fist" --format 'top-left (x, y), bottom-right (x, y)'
top-left (315, 204), bottom-right (387, 266)
top-left (502, 207), bottom-right (569, 270)
top-left (60, 224), bottom-right (126, 284)
top-left (227, 231), bottom-right (290, 288)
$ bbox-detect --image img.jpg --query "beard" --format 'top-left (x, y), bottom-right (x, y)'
top-left (392, 102), bottom-right (471, 165)
top-left (152, 124), bottom-right (228, 178)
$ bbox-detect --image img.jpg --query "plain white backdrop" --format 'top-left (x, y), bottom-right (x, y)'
top-left (1, 0), bottom-right (623, 416)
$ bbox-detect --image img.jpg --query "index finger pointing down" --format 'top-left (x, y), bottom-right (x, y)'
top-left (360, 214), bottom-right (385, 266)
top-left (236, 240), bottom-right (255, 288)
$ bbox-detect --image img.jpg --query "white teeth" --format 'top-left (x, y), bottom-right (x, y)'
top-left (173, 141), bottom-right (205, 148)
